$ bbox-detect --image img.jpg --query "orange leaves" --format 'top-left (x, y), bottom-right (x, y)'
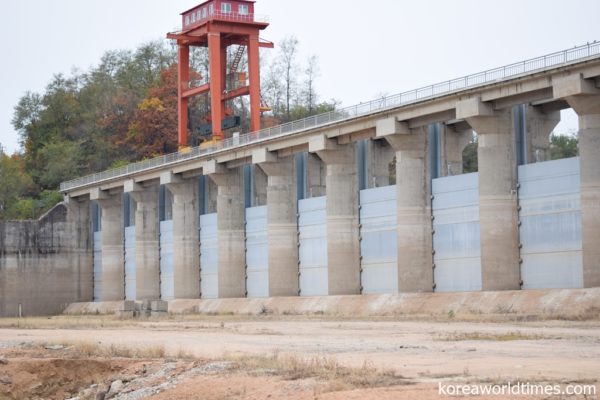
top-left (126, 64), bottom-right (179, 159)
top-left (138, 97), bottom-right (166, 112)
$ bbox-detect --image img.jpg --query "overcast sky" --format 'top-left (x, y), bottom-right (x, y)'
top-left (0, 0), bottom-right (597, 154)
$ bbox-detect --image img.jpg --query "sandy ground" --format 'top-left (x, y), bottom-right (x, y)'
top-left (0, 317), bottom-right (599, 399)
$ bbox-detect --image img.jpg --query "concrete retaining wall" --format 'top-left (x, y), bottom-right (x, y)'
top-left (0, 203), bottom-right (92, 317)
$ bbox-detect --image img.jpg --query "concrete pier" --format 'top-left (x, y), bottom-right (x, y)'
top-left (91, 189), bottom-right (124, 301)
top-left (125, 181), bottom-right (160, 300)
top-left (457, 99), bottom-right (520, 291)
top-left (579, 113), bottom-right (600, 287)
top-left (161, 173), bottom-right (200, 298)
top-left (310, 135), bottom-right (361, 295)
top-left (203, 161), bottom-right (246, 298)
top-left (253, 150), bottom-right (299, 296)
top-left (554, 75), bottom-right (600, 288)
top-left (64, 196), bottom-right (93, 302)
top-left (377, 119), bottom-right (433, 292)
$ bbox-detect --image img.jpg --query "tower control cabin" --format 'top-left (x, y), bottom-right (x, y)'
top-left (167, 0), bottom-right (273, 147)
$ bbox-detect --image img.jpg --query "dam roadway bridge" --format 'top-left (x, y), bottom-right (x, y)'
top-left (54, 42), bottom-right (600, 302)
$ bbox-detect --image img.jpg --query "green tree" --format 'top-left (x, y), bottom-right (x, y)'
top-left (550, 133), bottom-right (578, 160)
top-left (289, 99), bottom-right (338, 121)
top-left (0, 150), bottom-right (35, 219)
top-left (37, 141), bottom-right (81, 189)
top-left (36, 190), bottom-right (63, 215)
top-left (7, 198), bottom-right (35, 220)
top-left (12, 40), bottom-right (178, 192)
top-left (13, 74), bottom-right (84, 188)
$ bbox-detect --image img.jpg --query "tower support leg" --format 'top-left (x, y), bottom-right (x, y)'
top-left (178, 45), bottom-right (190, 147)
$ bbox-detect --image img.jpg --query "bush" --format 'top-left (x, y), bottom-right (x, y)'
top-left (6, 198), bottom-right (35, 219)
top-left (3, 190), bottom-right (62, 220)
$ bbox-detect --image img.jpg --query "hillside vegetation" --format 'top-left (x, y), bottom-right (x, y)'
top-left (1, 37), bottom-right (335, 220)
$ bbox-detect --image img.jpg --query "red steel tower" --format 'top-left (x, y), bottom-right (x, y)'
top-left (167, 0), bottom-right (272, 146)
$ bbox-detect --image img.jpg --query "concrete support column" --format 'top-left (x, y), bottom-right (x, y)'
top-left (309, 135), bottom-right (360, 295)
top-left (203, 161), bottom-right (246, 298)
top-left (525, 105), bottom-right (560, 163)
top-left (161, 173), bottom-right (199, 298)
top-left (64, 196), bottom-right (93, 301)
top-left (126, 182), bottom-right (159, 300)
top-left (91, 189), bottom-right (124, 301)
top-left (554, 74), bottom-right (600, 287)
top-left (367, 139), bottom-right (395, 187)
top-left (376, 118), bottom-right (433, 292)
top-left (442, 123), bottom-right (472, 176)
top-left (253, 149), bottom-right (299, 296)
top-left (578, 113), bottom-right (600, 287)
top-left (457, 99), bottom-right (520, 290)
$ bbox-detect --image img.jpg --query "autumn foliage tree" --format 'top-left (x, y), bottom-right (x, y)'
top-left (126, 64), bottom-right (179, 159)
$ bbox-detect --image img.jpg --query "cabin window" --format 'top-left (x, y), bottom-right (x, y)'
top-left (209, 4), bottom-right (214, 14)
top-left (202, 7), bottom-right (207, 18)
top-left (239, 4), bottom-right (248, 15)
top-left (221, 2), bottom-right (232, 13)
top-left (191, 12), bottom-right (196, 22)
top-left (197, 10), bottom-right (201, 20)
top-left (185, 15), bottom-right (190, 25)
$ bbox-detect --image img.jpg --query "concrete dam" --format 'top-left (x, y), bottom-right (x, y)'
top-left (2, 42), bottom-right (600, 316)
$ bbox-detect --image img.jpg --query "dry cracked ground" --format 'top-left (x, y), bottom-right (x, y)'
top-left (0, 314), bottom-right (598, 399)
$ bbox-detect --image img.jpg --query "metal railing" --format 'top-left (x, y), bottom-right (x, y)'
top-left (183, 11), bottom-right (269, 30)
top-left (210, 11), bottom-right (269, 23)
top-left (60, 41), bottom-right (600, 192)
